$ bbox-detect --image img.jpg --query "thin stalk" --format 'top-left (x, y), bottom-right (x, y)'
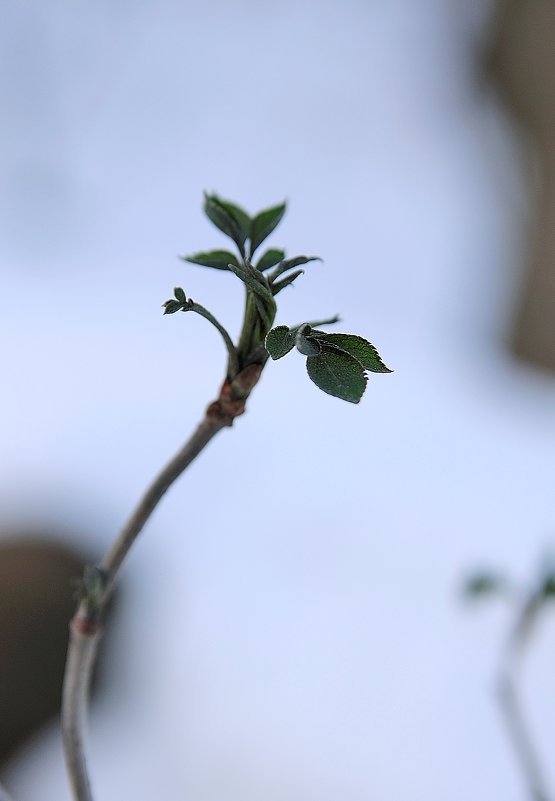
top-left (187, 302), bottom-right (239, 378)
top-left (290, 314), bottom-right (340, 331)
top-left (62, 625), bottom-right (97, 801)
top-left (62, 413), bottom-right (227, 800)
top-left (101, 416), bottom-right (224, 589)
top-left (497, 597), bottom-right (551, 801)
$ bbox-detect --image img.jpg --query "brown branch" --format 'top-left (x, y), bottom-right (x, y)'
top-left (62, 622), bottom-right (97, 801)
top-left (61, 365), bottom-right (264, 801)
top-left (101, 414), bottom-right (225, 591)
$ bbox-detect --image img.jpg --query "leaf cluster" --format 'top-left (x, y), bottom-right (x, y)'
top-left (163, 194), bottom-right (392, 403)
top-left (162, 286), bottom-right (192, 314)
top-left (202, 194), bottom-right (285, 259)
top-left (265, 323), bottom-right (392, 403)
top-left (182, 195), bottom-right (321, 298)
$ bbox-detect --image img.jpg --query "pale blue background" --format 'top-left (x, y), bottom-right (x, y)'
top-left (2, 1), bottom-right (555, 800)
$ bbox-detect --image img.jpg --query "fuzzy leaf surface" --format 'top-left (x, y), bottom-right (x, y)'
top-left (217, 199), bottom-right (250, 241)
top-left (265, 326), bottom-right (295, 360)
top-left (279, 255), bottom-right (320, 271)
top-left (183, 250), bottom-right (240, 270)
top-left (271, 269), bottom-right (304, 295)
top-left (313, 333), bottom-right (392, 373)
top-left (306, 348), bottom-right (367, 403)
top-left (204, 194), bottom-right (249, 253)
top-left (250, 202), bottom-right (286, 255)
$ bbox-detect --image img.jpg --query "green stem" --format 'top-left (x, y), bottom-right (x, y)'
top-left (237, 289), bottom-right (258, 365)
top-left (234, 259), bottom-right (276, 365)
top-left (189, 302), bottom-right (240, 377)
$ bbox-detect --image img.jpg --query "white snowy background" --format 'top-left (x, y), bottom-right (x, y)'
top-left (2, 1), bottom-right (555, 800)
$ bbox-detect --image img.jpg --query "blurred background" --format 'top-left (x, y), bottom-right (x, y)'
top-left (1, 1), bottom-right (555, 799)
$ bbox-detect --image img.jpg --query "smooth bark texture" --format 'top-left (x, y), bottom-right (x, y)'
top-left (62, 412), bottom-right (227, 800)
top-left (62, 625), bottom-right (97, 801)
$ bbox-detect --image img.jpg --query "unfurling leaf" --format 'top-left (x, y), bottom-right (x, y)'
top-left (295, 330), bottom-right (321, 356)
top-left (306, 348), bottom-right (367, 403)
top-left (182, 250), bottom-right (240, 270)
top-left (312, 333), bottom-right (392, 373)
top-left (163, 299), bottom-right (183, 314)
top-left (163, 288), bottom-right (192, 314)
top-left (265, 326), bottom-right (295, 360)
top-left (250, 202), bottom-right (286, 256)
top-left (256, 248), bottom-right (285, 271)
top-left (204, 194), bottom-right (250, 254)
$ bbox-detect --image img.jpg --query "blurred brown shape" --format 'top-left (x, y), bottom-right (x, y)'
top-left (488, 0), bottom-right (555, 372)
top-left (0, 537), bottom-right (92, 765)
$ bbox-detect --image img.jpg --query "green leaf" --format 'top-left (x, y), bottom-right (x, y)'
top-left (306, 348), bottom-right (367, 403)
top-left (271, 269), bottom-right (304, 295)
top-left (217, 199), bottom-right (251, 241)
top-left (204, 194), bottom-right (250, 254)
top-left (182, 250), bottom-right (240, 270)
top-left (250, 202), bottom-right (286, 256)
top-left (174, 287), bottom-right (187, 302)
top-left (256, 248), bottom-right (285, 271)
top-left (312, 333), bottom-right (392, 373)
top-left (279, 255), bottom-right (320, 271)
top-left (265, 326), bottom-right (295, 360)
top-left (268, 255), bottom-right (320, 282)
top-left (226, 259), bottom-right (276, 312)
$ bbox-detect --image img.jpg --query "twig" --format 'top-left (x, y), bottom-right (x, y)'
top-left (497, 597), bottom-right (551, 801)
top-left (101, 415), bottom-right (225, 591)
top-left (62, 410), bottom-right (231, 800)
top-left (59, 193), bottom-right (388, 800)
top-left (186, 301), bottom-right (240, 378)
top-left (62, 625), bottom-right (97, 801)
